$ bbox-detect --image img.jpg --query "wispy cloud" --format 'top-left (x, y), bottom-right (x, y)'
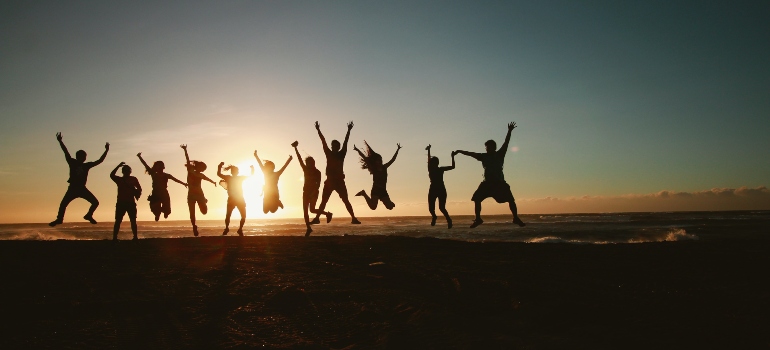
top-left (120, 122), bottom-right (237, 154)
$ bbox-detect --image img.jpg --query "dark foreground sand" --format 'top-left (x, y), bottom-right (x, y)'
top-left (1, 236), bottom-right (768, 349)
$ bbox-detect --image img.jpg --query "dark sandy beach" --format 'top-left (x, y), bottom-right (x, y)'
top-left (1, 235), bottom-right (768, 349)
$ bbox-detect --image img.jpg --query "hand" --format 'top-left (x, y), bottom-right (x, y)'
top-left (508, 122), bottom-right (517, 131)
top-left (396, 143), bottom-right (402, 150)
top-left (56, 132), bottom-right (63, 141)
top-left (353, 144), bottom-right (359, 152)
top-left (180, 144), bottom-right (187, 149)
top-left (183, 183), bottom-right (188, 188)
top-left (425, 144), bottom-right (431, 150)
top-left (451, 151), bottom-right (457, 157)
top-left (136, 152), bottom-right (141, 157)
top-left (105, 142), bottom-right (110, 150)
top-left (289, 155), bottom-right (293, 160)
top-left (219, 162), bottom-right (225, 167)
top-left (291, 141), bottom-right (299, 148)
top-left (347, 121), bottom-right (354, 130)
top-left (118, 161), bottom-right (126, 167)
top-left (314, 121), bottom-right (320, 130)
top-left (253, 150), bottom-right (258, 158)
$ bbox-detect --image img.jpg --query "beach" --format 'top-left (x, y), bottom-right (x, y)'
top-left (1, 229), bottom-right (769, 349)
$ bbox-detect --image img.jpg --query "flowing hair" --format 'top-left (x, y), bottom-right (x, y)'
top-left (223, 164), bottom-right (238, 173)
top-left (358, 141), bottom-right (382, 174)
top-left (148, 161), bottom-right (164, 174)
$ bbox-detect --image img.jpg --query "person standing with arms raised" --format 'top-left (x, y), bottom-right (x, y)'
top-left (312, 121), bottom-right (361, 225)
top-left (110, 162), bottom-right (141, 240)
top-left (49, 132), bottom-right (109, 226)
top-left (454, 122), bottom-right (526, 228)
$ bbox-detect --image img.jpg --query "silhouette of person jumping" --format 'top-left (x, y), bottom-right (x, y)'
top-left (181, 144), bottom-right (216, 236)
top-left (110, 162), bottom-right (142, 240)
top-left (454, 122), bottom-right (526, 228)
top-left (218, 162), bottom-right (253, 236)
top-left (426, 144), bottom-right (455, 228)
top-left (312, 121), bottom-right (361, 224)
top-left (137, 153), bottom-right (187, 221)
top-left (354, 141), bottom-right (401, 211)
top-left (292, 141), bottom-right (332, 236)
top-left (254, 150), bottom-right (292, 214)
top-left (50, 132), bottom-right (109, 226)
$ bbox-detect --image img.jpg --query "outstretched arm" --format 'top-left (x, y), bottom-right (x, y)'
top-left (442, 152), bottom-right (456, 171)
top-left (199, 173), bottom-right (217, 186)
top-left (92, 142), bottom-right (109, 166)
top-left (277, 155), bottom-right (293, 175)
top-left (217, 162), bottom-right (225, 179)
top-left (292, 142), bottom-right (306, 170)
top-left (352, 144), bottom-right (366, 159)
top-left (167, 174), bottom-right (188, 187)
top-left (56, 132), bottom-right (72, 160)
top-left (315, 121), bottom-right (330, 153)
top-left (341, 121), bottom-right (353, 154)
top-left (137, 153), bottom-right (152, 174)
top-left (384, 143), bottom-right (402, 168)
top-left (253, 150), bottom-right (265, 170)
top-left (454, 150), bottom-right (483, 161)
top-left (426, 144), bottom-right (431, 160)
top-left (499, 122), bottom-right (517, 153)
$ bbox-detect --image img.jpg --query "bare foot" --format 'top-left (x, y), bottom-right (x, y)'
top-left (351, 218), bottom-right (361, 224)
top-left (222, 228), bottom-right (229, 236)
top-left (305, 227), bottom-right (312, 237)
top-left (513, 217), bottom-right (526, 227)
top-left (310, 217), bottom-right (321, 225)
top-left (355, 190), bottom-right (366, 196)
top-left (470, 218), bottom-right (483, 228)
top-left (83, 215), bottom-right (97, 224)
top-left (447, 218), bottom-right (453, 229)
top-left (193, 225), bottom-right (199, 237)
top-left (326, 212), bottom-right (333, 223)
top-left (237, 228), bottom-right (244, 236)
top-left (49, 219), bottom-right (62, 227)
top-left (430, 215), bottom-right (437, 226)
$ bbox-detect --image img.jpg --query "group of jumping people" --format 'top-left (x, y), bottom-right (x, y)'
top-left (48, 121), bottom-right (525, 240)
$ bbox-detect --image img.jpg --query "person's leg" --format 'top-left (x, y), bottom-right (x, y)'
top-left (380, 191), bottom-right (395, 210)
top-left (313, 183), bottom-right (333, 222)
top-left (236, 204), bottom-right (246, 236)
top-left (302, 192), bottom-right (312, 236)
top-left (223, 201), bottom-right (234, 235)
top-left (81, 188), bottom-right (99, 223)
top-left (428, 193), bottom-right (438, 226)
top-left (150, 194), bottom-right (161, 221)
top-left (199, 199), bottom-right (208, 215)
top-left (509, 201), bottom-right (526, 227)
top-left (51, 189), bottom-right (78, 225)
top-left (470, 200), bottom-right (484, 228)
top-left (128, 205), bottom-right (138, 239)
top-left (113, 206), bottom-right (124, 240)
top-left (438, 194), bottom-right (452, 228)
top-left (188, 199), bottom-right (199, 236)
top-left (337, 184), bottom-right (359, 223)
top-left (162, 193), bottom-right (171, 219)
top-left (356, 190), bottom-right (379, 210)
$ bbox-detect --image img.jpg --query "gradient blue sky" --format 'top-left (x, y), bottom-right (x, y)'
top-left (1, 1), bottom-right (769, 223)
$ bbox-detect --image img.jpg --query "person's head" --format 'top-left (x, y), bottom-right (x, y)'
top-left (428, 156), bottom-right (439, 168)
top-left (485, 140), bottom-right (497, 153)
top-left (224, 165), bottom-right (239, 176)
top-left (75, 150), bottom-right (87, 162)
top-left (191, 160), bottom-right (207, 172)
top-left (151, 161), bottom-right (165, 173)
top-left (331, 140), bottom-right (341, 152)
top-left (359, 141), bottom-right (383, 174)
top-left (121, 165), bottom-right (132, 176)
top-left (264, 160), bottom-right (275, 172)
top-left (305, 156), bottom-right (316, 169)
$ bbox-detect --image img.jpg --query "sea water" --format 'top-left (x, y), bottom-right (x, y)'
top-left (1, 211), bottom-right (767, 243)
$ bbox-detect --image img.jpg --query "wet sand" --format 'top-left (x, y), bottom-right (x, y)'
top-left (1, 235), bottom-right (768, 349)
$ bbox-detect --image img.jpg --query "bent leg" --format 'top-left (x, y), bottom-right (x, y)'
top-left (338, 187), bottom-right (358, 222)
top-left (509, 201), bottom-right (526, 226)
top-left (314, 184), bottom-right (333, 221)
top-left (81, 188), bottom-right (99, 219)
top-left (438, 194), bottom-right (450, 221)
top-left (359, 191), bottom-right (379, 210)
top-left (55, 190), bottom-right (79, 221)
top-left (237, 204), bottom-right (246, 233)
top-left (188, 200), bottom-right (197, 226)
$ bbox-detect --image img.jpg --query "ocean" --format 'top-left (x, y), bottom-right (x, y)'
top-left (2, 211), bottom-right (767, 243)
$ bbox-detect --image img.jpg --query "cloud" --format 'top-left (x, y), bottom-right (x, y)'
top-left (518, 186), bottom-right (770, 213)
top-left (120, 122), bottom-right (237, 154)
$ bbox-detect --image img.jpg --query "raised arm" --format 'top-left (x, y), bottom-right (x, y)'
top-left (352, 144), bottom-right (366, 159)
top-left (454, 150), bottom-right (483, 161)
top-left (426, 144), bottom-right (432, 161)
top-left (500, 122), bottom-right (517, 153)
top-left (253, 150), bottom-right (265, 170)
top-left (167, 174), bottom-right (188, 187)
top-left (92, 142), bottom-right (109, 166)
top-left (384, 143), bottom-right (402, 168)
top-left (110, 162), bottom-right (124, 180)
top-left (315, 121), bottom-right (330, 153)
top-left (199, 173), bottom-right (217, 186)
top-left (442, 152), bottom-right (456, 171)
top-left (217, 162), bottom-right (225, 179)
top-left (277, 155), bottom-right (293, 175)
top-left (136, 153), bottom-right (152, 174)
top-left (56, 132), bottom-right (72, 160)
top-left (292, 141), bottom-right (306, 170)
top-left (181, 144), bottom-right (191, 165)
top-left (341, 121), bottom-right (353, 154)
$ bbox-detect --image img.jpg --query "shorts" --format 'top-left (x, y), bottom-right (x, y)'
top-left (115, 201), bottom-right (137, 220)
top-left (428, 184), bottom-right (447, 199)
top-left (371, 186), bottom-right (391, 203)
top-left (471, 181), bottom-right (515, 203)
top-left (187, 191), bottom-right (208, 204)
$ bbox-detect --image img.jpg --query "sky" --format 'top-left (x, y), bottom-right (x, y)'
top-left (1, 0), bottom-right (769, 223)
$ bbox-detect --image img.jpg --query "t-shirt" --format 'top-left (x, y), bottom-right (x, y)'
top-left (187, 169), bottom-right (203, 194)
top-left (150, 172), bottom-right (170, 191)
top-left (221, 175), bottom-right (247, 201)
top-left (480, 150), bottom-right (506, 183)
top-left (324, 149), bottom-right (346, 178)
top-left (263, 170), bottom-right (279, 192)
top-left (112, 176), bottom-right (141, 203)
top-left (67, 159), bottom-right (97, 187)
top-left (428, 167), bottom-right (446, 185)
top-left (372, 168), bottom-right (388, 189)
top-left (304, 167), bottom-right (322, 191)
